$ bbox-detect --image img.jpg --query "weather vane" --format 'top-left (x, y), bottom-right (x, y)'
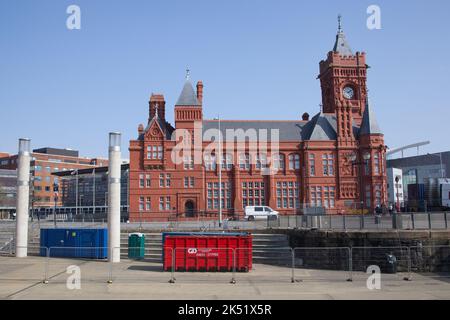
top-left (185, 67), bottom-right (190, 80)
top-left (338, 14), bottom-right (343, 33)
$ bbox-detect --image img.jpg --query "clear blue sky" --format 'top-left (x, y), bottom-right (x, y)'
top-left (1, 0), bottom-right (449, 159)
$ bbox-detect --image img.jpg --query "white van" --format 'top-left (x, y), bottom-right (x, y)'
top-left (245, 206), bottom-right (279, 221)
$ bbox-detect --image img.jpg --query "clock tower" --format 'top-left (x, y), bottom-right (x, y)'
top-left (318, 16), bottom-right (368, 126)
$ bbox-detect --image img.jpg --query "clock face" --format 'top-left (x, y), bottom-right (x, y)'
top-left (343, 87), bottom-right (355, 99)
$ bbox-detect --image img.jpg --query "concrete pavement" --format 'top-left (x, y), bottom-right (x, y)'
top-left (1, 256), bottom-right (449, 300)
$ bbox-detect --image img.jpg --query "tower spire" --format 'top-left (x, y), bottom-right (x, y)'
top-left (338, 14), bottom-right (343, 33)
top-left (185, 67), bottom-right (190, 81)
top-left (333, 14), bottom-right (353, 56)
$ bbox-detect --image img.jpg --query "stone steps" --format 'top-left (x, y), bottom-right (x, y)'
top-left (251, 234), bottom-right (291, 266)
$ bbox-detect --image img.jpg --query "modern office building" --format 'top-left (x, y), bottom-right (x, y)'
top-left (0, 147), bottom-right (108, 208)
top-left (52, 164), bottom-right (129, 220)
top-left (128, 20), bottom-right (388, 221)
top-left (387, 152), bottom-right (450, 201)
top-left (0, 169), bottom-right (17, 219)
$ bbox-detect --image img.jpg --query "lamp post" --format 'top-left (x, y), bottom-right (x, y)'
top-left (92, 168), bottom-right (96, 218)
top-left (29, 175), bottom-right (34, 222)
top-left (349, 152), bottom-right (371, 215)
top-left (124, 168), bottom-right (130, 227)
top-left (53, 182), bottom-right (59, 228)
top-left (214, 116), bottom-right (223, 228)
top-left (71, 169), bottom-right (79, 218)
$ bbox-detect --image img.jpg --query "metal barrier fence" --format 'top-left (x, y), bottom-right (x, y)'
top-left (293, 247), bottom-right (352, 282)
top-left (268, 212), bottom-right (449, 230)
top-left (3, 212), bottom-right (447, 232)
top-left (351, 246), bottom-right (412, 281)
top-left (0, 246), bottom-right (49, 283)
top-left (1, 245), bottom-right (449, 285)
top-left (0, 234), bottom-right (15, 256)
top-left (45, 247), bottom-right (110, 284)
top-left (409, 245), bottom-right (450, 277)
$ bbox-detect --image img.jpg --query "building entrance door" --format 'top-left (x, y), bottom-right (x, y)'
top-left (185, 200), bottom-right (195, 217)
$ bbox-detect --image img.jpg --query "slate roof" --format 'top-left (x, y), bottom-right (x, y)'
top-left (359, 99), bottom-right (382, 136)
top-left (202, 120), bottom-right (306, 142)
top-left (175, 80), bottom-right (201, 106)
top-left (202, 113), bottom-right (356, 142)
top-left (301, 113), bottom-right (337, 141)
top-left (333, 31), bottom-right (353, 56)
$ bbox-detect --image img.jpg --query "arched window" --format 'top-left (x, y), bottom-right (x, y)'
top-left (374, 153), bottom-right (380, 175)
top-left (221, 153), bottom-right (233, 171)
top-left (204, 154), bottom-right (216, 171)
top-left (272, 154), bottom-right (285, 170)
top-left (288, 154), bottom-right (300, 170)
top-left (256, 154), bottom-right (268, 170)
top-left (239, 153), bottom-right (250, 170)
top-left (364, 153), bottom-right (371, 175)
top-left (309, 154), bottom-right (315, 176)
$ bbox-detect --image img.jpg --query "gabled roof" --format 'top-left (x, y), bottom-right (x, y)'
top-left (175, 80), bottom-right (201, 106)
top-left (301, 113), bottom-right (337, 141)
top-left (359, 99), bottom-right (382, 136)
top-left (138, 114), bottom-right (174, 141)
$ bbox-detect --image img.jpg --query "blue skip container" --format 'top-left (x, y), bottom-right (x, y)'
top-left (40, 228), bottom-right (108, 259)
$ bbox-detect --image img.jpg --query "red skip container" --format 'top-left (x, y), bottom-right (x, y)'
top-left (163, 233), bottom-right (252, 272)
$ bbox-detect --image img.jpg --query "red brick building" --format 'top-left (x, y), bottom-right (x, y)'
top-left (129, 25), bottom-right (387, 222)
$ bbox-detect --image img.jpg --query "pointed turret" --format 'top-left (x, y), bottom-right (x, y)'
top-left (333, 15), bottom-right (353, 56)
top-left (175, 69), bottom-right (201, 106)
top-left (174, 69), bottom-right (203, 127)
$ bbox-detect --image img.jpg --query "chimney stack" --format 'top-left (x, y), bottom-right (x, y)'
top-left (302, 112), bottom-right (310, 121)
top-left (196, 81), bottom-right (203, 105)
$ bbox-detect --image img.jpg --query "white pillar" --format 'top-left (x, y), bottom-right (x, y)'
top-left (108, 132), bottom-right (121, 263)
top-left (16, 138), bottom-right (31, 258)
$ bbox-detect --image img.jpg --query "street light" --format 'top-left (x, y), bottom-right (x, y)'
top-left (71, 169), bottom-right (79, 219)
top-left (213, 115), bottom-right (223, 228)
top-left (349, 152), bottom-right (371, 216)
top-left (92, 168), bottom-right (96, 218)
top-left (53, 181), bottom-right (59, 228)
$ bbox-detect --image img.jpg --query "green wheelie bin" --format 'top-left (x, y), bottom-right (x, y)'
top-left (128, 233), bottom-right (145, 260)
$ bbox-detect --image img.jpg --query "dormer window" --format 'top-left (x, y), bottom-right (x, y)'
top-left (147, 146), bottom-right (163, 160)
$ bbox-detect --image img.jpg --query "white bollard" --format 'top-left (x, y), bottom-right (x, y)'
top-left (108, 133), bottom-right (121, 263)
top-left (16, 138), bottom-right (31, 258)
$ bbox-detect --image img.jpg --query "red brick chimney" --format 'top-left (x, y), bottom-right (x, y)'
top-left (302, 112), bottom-right (310, 121)
top-left (149, 94), bottom-right (165, 122)
top-left (138, 124), bottom-right (144, 136)
top-left (196, 81), bottom-right (203, 105)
